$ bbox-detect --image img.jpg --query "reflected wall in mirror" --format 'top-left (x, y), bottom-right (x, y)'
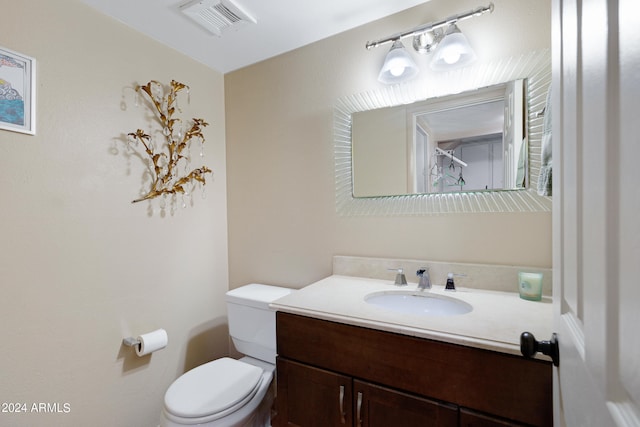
top-left (352, 80), bottom-right (527, 197)
top-left (334, 49), bottom-right (551, 215)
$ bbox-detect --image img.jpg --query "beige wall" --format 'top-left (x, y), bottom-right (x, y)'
top-left (225, 0), bottom-right (552, 290)
top-left (352, 106), bottom-right (409, 197)
top-left (0, 1), bottom-right (227, 426)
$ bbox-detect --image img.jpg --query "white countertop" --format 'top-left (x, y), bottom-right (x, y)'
top-left (271, 275), bottom-right (553, 358)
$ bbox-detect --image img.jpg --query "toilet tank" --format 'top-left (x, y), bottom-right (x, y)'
top-left (225, 284), bottom-right (293, 364)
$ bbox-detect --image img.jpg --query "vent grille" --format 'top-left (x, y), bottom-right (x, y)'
top-left (180, 0), bottom-right (256, 36)
top-left (213, 3), bottom-right (242, 24)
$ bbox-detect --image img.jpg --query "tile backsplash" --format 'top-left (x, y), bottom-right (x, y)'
top-left (333, 255), bottom-right (552, 296)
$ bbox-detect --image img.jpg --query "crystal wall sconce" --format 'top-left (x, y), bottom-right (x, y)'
top-left (127, 80), bottom-right (212, 207)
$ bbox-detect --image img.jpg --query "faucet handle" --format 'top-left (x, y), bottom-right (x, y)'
top-left (388, 268), bottom-right (408, 286)
top-left (445, 272), bottom-right (466, 291)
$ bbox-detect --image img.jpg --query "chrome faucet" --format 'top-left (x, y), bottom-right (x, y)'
top-left (416, 268), bottom-right (431, 291)
top-left (388, 268), bottom-right (408, 286)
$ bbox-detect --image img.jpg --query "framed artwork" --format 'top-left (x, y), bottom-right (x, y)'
top-left (0, 46), bottom-right (36, 135)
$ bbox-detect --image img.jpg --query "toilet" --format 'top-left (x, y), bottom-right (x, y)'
top-left (160, 284), bottom-right (293, 427)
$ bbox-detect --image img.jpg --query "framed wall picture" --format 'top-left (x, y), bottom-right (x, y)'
top-left (0, 46), bottom-right (36, 135)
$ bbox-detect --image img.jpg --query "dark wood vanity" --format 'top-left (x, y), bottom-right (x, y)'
top-left (274, 312), bottom-right (552, 427)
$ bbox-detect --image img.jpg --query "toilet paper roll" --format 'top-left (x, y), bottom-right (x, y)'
top-left (135, 329), bottom-right (168, 356)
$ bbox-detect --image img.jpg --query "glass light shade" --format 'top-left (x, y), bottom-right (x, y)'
top-left (378, 40), bottom-right (419, 84)
top-left (430, 25), bottom-right (477, 71)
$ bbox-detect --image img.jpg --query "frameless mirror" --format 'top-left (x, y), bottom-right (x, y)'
top-left (334, 49), bottom-right (551, 215)
top-left (352, 80), bottom-right (526, 197)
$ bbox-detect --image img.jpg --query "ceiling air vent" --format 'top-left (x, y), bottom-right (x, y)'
top-left (180, 0), bottom-right (256, 36)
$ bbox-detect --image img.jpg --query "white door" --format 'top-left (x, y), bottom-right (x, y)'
top-left (503, 78), bottom-right (524, 188)
top-left (415, 127), bottom-right (428, 193)
top-left (553, 0), bottom-right (640, 425)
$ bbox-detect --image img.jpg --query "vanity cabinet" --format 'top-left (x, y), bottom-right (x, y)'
top-left (276, 358), bottom-right (458, 426)
top-left (276, 359), bottom-right (353, 426)
top-left (274, 312), bottom-right (552, 427)
top-left (354, 379), bottom-right (459, 426)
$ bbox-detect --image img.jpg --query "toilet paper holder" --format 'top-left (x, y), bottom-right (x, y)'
top-left (122, 329), bottom-right (168, 356)
top-left (122, 337), bottom-right (141, 347)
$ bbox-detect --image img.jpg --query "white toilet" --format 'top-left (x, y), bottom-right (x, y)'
top-left (160, 284), bottom-right (293, 427)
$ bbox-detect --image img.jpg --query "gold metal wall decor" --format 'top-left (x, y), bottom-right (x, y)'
top-left (127, 80), bottom-right (212, 205)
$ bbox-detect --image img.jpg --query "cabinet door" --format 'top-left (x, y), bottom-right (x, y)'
top-left (275, 358), bottom-right (352, 427)
top-left (459, 408), bottom-right (526, 427)
top-left (354, 380), bottom-right (458, 427)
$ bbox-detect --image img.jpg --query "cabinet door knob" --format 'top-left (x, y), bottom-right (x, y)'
top-left (520, 331), bottom-right (560, 366)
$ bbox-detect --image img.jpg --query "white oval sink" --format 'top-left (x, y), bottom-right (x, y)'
top-left (365, 291), bottom-right (473, 316)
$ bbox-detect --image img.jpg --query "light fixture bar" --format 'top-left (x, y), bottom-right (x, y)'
top-left (365, 3), bottom-right (494, 50)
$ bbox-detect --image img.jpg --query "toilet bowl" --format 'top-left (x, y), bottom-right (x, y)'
top-left (161, 357), bottom-right (274, 427)
top-left (160, 284), bottom-right (292, 427)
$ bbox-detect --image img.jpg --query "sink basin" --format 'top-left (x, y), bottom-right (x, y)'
top-left (365, 291), bottom-right (472, 316)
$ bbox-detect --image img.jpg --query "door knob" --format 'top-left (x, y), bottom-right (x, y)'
top-left (520, 332), bottom-right (559, 366)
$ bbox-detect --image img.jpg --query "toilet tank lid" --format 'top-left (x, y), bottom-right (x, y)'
top-left (225, 284), bottom-right (294, 309)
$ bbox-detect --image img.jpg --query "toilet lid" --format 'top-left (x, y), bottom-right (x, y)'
top-left (164, 357), bottom-right (264, 419)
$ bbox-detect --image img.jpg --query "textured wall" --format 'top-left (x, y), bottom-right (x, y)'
top-left (225, 0), bottom-right (552, 290)
top-left (0, 1), bottom-right (228, 426)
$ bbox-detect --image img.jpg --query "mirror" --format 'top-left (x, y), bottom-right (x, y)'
top-left (334, 49), bottom-right (551, 215)
top-left (352, 80), bottom-right (526, 197)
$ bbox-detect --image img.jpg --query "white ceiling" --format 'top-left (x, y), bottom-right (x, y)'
top-left (81, 0), bottom-right (430, 74)
top-left (422, 100), bottom-right (504, 141)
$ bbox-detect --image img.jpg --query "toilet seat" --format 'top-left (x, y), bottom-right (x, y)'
top-left (164, 357), bottom-right (264, 423)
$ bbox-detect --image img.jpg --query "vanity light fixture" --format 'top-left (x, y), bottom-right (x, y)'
top-left (367, 3), bottom-right (493, 83)
top-left (377, 40), bottom-right (420, 84)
